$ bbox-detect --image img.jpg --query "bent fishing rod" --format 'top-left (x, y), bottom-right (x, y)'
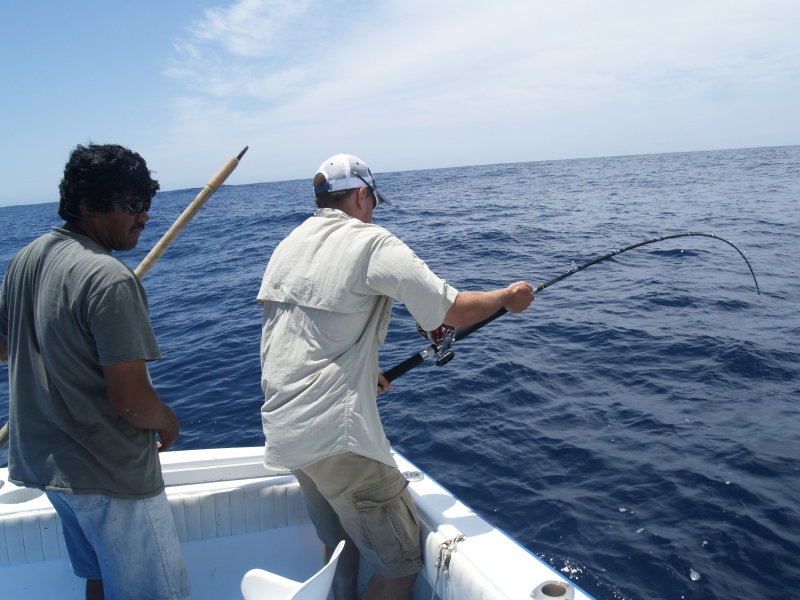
top-left (382, 232), bottom-right (760, 383)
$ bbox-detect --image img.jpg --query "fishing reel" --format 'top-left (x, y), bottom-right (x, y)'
top-left (416, 323), bottom-right (456, 367)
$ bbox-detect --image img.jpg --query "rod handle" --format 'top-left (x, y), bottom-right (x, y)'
top-left (383, 353), bottom-right (425, 383)
top-left (454, 307), bottom-right (508, 341)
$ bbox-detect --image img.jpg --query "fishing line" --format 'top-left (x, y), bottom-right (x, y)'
top-left (383, 231), bottom-right (760, 383)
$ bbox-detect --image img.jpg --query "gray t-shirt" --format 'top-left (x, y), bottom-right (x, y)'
top-left (0, 228), bottom-right (164, 498)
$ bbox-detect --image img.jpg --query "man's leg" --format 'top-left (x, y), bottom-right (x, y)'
top-left (294, 467), bottom-right (361, 600)
top-left (326, 537), bottom-right (360, 600)
top-left (363, 572), bottom-right (419, 600)
top-left (92, 492), bottom-right (189, 600)
top-left (301, 454), bottom-right (423, 600)
top-left (48, 490), bottom-right (189, 600)
top-left (86, 578), bottom-right (104, 600)
top-left (45, 491), bottom-right (104, 598)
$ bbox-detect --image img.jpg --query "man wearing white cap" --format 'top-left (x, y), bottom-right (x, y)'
top-left (257, 154), bottom-right (534, 600)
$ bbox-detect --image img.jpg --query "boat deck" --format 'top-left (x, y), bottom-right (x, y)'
top-left (0, 447), bottom-right (592, 600)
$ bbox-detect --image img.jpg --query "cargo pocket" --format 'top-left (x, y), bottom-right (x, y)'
top-left (353, 477), bottom-right (421, 563)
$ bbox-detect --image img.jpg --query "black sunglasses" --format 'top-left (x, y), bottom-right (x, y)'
top-left (111, 199), bottom-right (151, 216)
top-left (354, 174), bottom-right (379, 209)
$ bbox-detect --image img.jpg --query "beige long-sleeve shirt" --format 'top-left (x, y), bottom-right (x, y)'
top-left (257, 209), bottom-right (458, 470)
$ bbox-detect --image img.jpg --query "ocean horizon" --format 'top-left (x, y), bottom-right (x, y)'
top-left (2, 144), bottom-right (799, 600)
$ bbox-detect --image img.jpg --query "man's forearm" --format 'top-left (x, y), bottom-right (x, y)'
top-left (113, 389), bottom-right (178, 432)
top-left (103, 360), bottom-right (179, 431)
top-left (442, 290), bottom-right (508, 328)
top-left (443, 281), bottom-right (535, 328)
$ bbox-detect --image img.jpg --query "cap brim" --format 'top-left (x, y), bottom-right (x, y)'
top-left (375, 188), bottom-right (392, 206)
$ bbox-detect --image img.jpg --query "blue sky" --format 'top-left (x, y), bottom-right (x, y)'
top-left (2, 0), bottom-right (798, 207)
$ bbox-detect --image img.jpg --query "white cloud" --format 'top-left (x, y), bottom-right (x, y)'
top-left (153, 0), bottom-right (800, 189)
top-left (3, 0), bottom-right (795, 207)
top-left (187, 0), bottom-right (314, 57)
top-left (168, 0), bottom-right (798, 108)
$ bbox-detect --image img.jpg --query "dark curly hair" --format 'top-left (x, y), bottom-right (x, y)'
top-left (58, 143), bottom-right (160, 223)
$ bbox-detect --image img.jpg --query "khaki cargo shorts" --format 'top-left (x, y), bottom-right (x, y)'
top-left (293, 452), bottom-right (423, 578)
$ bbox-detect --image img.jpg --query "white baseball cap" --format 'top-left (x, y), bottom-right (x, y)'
top-left (313, 154), bottom-right (392, 206)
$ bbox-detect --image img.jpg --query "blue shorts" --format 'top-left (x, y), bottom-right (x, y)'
top-left (46, 490), bottom-right (190, 600)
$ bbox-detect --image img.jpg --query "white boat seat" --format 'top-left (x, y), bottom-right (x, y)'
top-left (241, 539), bottom-right (345, 600)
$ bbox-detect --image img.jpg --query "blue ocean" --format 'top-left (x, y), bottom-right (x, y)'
top-left (1, 145), bottom-right (798, 600)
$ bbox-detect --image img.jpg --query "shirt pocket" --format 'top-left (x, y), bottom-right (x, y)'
top-left (375, 297), bottom-right (393, 345)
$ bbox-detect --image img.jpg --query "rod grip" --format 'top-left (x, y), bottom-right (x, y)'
top-left (455, 307), bottom-right (508, 341)
top-left (383, 353), bottom-right (425, 382)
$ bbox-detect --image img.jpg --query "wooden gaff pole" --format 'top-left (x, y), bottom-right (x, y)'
top-left (134, 146), bottom-right (249, 279)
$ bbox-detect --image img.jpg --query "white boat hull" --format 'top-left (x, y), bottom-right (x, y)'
top-left (0, 447), bottom-right (593, 600)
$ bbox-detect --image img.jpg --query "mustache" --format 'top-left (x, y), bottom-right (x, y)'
top-left (131, 223), bottom-right (146, 233)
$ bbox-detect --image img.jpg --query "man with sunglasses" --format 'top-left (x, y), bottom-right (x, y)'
top-left (0, 143), bottom-right (189, 600)
top-left (257, 154), bottom-right (534, 600)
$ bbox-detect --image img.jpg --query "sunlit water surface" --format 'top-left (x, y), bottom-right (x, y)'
top-left (2, 145), bottom-right (799, 600)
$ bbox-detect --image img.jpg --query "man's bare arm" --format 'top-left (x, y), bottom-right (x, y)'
top-left (442, 281), bottom-right (535, 328)
top-left (102, 359), bottom-right (180, 451)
